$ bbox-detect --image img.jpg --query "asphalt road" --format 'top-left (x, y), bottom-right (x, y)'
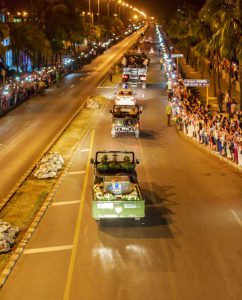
top-left (0, 26), bottom-right (242, 300)
top-left (0, 28), bottom-right (145, 201)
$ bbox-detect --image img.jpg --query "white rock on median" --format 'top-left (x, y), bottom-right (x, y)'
top-left (86, 97), bottom-right (100, 109)
top-left (0, 221), bottom-right (19, 254)
top-left (34, 152), bottom-right (65, 179)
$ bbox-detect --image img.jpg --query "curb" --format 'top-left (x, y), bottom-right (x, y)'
top-left (176, 126), bottom-right (242, 172)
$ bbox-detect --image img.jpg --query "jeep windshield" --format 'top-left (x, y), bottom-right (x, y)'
top-left (113, 105), bottom-right (138, 117)
top-left (95, 151), bottom-right (134, 164)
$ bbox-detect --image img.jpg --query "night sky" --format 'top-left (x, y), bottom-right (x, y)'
top-left (3, 0), bottom-right (206, 18)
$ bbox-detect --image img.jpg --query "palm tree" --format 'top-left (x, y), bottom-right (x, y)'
top-left (34, 0), bottom-right (79, 63)
top-left (0, 21), bottom-right (9, 66)
top-left (201, 0), bottom-right (242, 107)
top-left (167, 4), bottom-right (197, 64)
top-left (9, 23), bottom-right (48, 71)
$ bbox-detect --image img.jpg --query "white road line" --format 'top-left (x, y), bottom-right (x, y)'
top-left (52, 200), bottom-right (80, 206)
top-left (70, 84), bottom-right (75, 88)
top-left (68, 171), bottom-right (86, 175)
top-left (80, 148), bottom-right (89, 152)
top-left (24, 245), bottom-right (73, 255)
top-left (230, 210), bottom-right (242, 227)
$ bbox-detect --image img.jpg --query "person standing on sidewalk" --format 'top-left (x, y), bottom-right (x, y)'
top-left (166, 103), bottom-right (172, 126)
top-left (56, 70), bottom-right (61, 88)
top-left (217, 88), bottom-right (224, 113)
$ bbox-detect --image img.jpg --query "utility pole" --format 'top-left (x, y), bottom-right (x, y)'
top-left (107, 0), bottom-right (110, 17)
top-left (97, 0), bottom-right (100, 25)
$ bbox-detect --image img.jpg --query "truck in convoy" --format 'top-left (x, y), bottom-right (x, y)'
top-left (90, 151), bottom-right (145, 220)
top-left (121, 51), bottom-right (149, 89)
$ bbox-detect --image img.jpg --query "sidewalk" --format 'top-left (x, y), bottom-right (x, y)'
top-left (179, 57), bottom-right (240, 112)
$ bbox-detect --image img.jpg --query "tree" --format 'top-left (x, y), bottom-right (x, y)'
top-left (201, 0), bottom-right (242, 107)
top-left (34, 0), bottom-right (79, 62)
top-left (0, 21), bottom-right (9, 66)
top-left (9, 23), bottom-right (49, 71)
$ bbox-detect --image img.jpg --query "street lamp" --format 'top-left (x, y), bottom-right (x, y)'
top-left (97, 0), bottom-right (100, 25)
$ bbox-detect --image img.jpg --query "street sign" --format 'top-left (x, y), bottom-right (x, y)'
top-left (171, 54), bottom-right (184, 58)
top-left (183, 79), bottom-right (210, 87)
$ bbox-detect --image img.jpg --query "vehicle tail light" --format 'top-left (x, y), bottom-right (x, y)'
top-left (122, 74), bottom-right (129, 79)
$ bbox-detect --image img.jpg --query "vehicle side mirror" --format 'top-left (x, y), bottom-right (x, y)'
top-left (90, 158), bottom-right (94, 164)
top-left (136, 159), bottom-right (140, 164)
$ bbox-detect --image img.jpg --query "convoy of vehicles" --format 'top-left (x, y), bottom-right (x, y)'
top-left (90, 151), bottom-right (145, 220)
top-left (89, 31), bottom-right (151, 221)
top-left (110, 105), bottom-right (142, 138)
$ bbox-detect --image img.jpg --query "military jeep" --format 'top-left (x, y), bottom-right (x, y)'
top-left (110, 105), bottom-right (142, 138)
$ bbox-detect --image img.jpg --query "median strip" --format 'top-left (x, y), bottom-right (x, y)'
top-left (0, 96), bottom-right (107, 286)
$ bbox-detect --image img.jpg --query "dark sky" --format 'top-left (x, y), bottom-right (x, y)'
top-left (3, 0), bottom-right (205, 18)
top-left (129, 0), bottom-right (205, 18)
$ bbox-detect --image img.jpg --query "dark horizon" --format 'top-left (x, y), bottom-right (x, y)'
top-left (3, 0), bottom-right (205, 18)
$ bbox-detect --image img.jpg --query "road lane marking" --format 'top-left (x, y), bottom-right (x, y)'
top-left (70, 84), bottom-right (75, 88)
top-left (79, 148), bottom-right (89, 152)
top-left (24, 245), bottom-right (73, 255)
top-left (63, 130), bottom-right (95, 300)
top-left (52, 201), bottom-right (80, 206)
top-left (68, 171), bottom-right (86, 175)
top-left (230, 210), bottom-right (242, 227)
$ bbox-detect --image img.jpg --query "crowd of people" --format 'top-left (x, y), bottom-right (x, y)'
top-left (156, 22), bottom-right (242, 168)
top-left (167, 76), bottom-right (242, 167)
top-left (0, 67), bottom-right (61, 114)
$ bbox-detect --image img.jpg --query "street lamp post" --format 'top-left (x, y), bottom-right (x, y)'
top-left (107, 0), bottom-right (110, 17)
top-left (97, 0), bottom-right (100, 25)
